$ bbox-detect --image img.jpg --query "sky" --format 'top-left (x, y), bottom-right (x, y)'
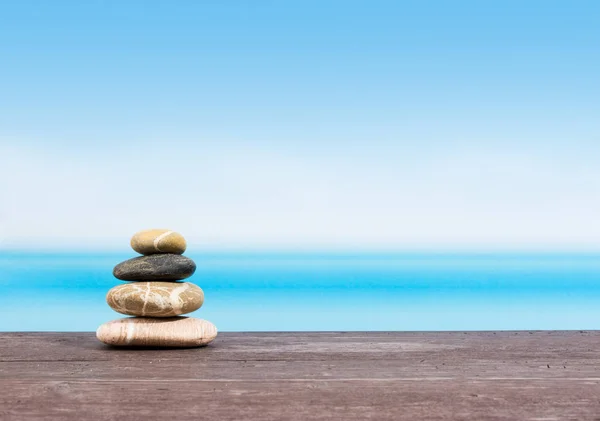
top-left (1, 0), bottom-right (599, 251)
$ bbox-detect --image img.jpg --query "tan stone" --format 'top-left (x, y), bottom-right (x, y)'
top-left (96, 317), bottom-right (217, 347)
top-left (106, 282), bottom-right (204, 317)
top-left (130, 229), bottom-right (186, 255)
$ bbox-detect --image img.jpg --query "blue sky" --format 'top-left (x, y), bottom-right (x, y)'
top-left (1, 1), bottom-right (599, 250)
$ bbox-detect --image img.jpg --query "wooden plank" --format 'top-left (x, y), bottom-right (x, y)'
top-left (1, 332), bottom-right (600, 420)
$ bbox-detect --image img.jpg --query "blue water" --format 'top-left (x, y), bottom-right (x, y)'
top-left (2, 252), bottom-right (600, 331)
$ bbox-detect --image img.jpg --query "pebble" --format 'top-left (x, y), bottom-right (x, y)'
top-left (96, 317), bottom-right (218, 347)
top-left (113, 254), bottom-right (196, 281)
top-left (131, 229), bottom-right (186, 255)
top-left (106, 282), bottom-right (204, 317)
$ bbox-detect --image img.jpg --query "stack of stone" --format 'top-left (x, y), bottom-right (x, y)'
top-left (96, 229), bottom-right (217, 348)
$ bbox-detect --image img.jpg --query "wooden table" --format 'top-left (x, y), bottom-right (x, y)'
top-left (1, 332), bottom-right (599, 420)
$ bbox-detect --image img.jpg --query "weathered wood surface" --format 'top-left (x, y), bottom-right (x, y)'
top-left (1, 331), bottom-right (600, 420)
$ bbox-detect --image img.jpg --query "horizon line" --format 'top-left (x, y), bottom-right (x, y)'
top-left (3, 246), bottom-right (600, 255)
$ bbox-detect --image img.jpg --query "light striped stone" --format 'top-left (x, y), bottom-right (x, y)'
top-left (130, 229), bottom-right (186, 255)
top-left (96, 317), bottom-right (217, 348)
top-left (106, 282), bottom-right (204, 317)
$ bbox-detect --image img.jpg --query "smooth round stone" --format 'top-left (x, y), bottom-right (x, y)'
top-left (131, 229), bottom-right (186, 255)
top-left (96, 317), bottom-right (217, 348)
top-left (113, 254), bottom-right (196, 281)
top-left (106, 282), bottom-right (204, 317)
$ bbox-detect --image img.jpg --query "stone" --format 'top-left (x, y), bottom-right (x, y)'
top-left (131, 229), bottom-right (186, 255)
top-left (106, 282), bottom-right (204, 317)
top-left (113, 254), bottom-right (196, 281)
top-left (96, 317), bottom-right (218, 347)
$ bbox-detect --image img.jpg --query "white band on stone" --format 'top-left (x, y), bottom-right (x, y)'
top-left (153, 230), bottom-right (173, 252)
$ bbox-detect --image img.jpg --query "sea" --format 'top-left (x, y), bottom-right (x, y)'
top-left (2, 251), bottom-right (600, 331)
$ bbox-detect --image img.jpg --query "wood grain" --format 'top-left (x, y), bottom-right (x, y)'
top-left (1, 331), bottom-right (600, 420)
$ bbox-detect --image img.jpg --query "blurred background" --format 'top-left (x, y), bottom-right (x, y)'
top-left (1, 1), bottom-right (599, 331)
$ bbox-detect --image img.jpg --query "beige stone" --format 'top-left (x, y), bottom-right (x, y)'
top-left (130, 229), bottom-right (186, 255)
top-left (96, 317), bottom-right (217, 347)
top-left (106, 282), bottom-right (203, 317)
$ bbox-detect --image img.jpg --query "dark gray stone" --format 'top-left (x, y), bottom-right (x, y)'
top-left (113, 254), bottom-right (196, 281)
